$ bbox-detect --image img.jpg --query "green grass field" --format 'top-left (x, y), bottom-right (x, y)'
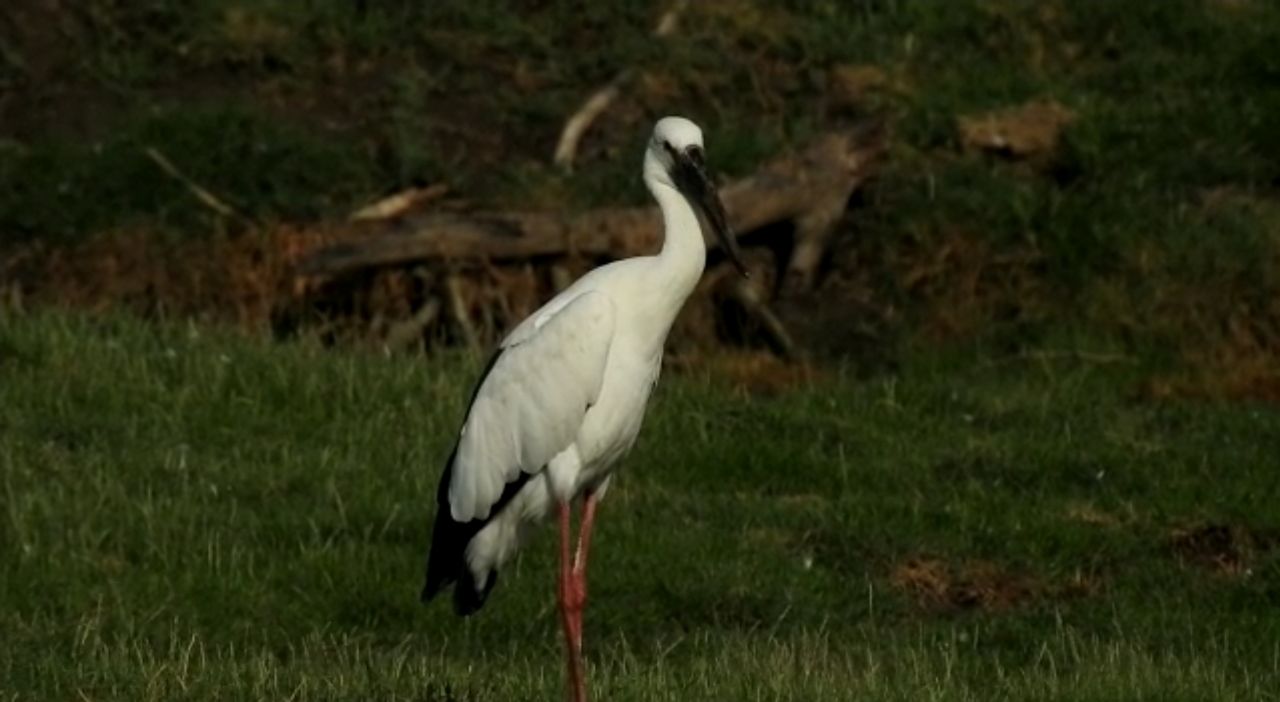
top-left (3, 2), bottom-right (1280, 698)
top-left (2, 311), bottom-right (1277, 700)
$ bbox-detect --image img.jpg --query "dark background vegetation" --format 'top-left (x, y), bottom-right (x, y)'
top-left (3, 0), bottom-right (1278, 390)
top-left (2, 1), bottom-right (1279, 699)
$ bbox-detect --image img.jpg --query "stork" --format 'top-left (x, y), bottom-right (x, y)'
top-left (421, 116), bottom-right (746, 702)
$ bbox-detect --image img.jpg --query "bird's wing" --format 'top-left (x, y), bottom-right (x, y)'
top-left (447, 290), bottom-right (616, 522)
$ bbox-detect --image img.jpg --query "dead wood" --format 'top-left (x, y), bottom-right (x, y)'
top-left (444, 273), bottom-right (480, 352)
top-left (298, 122), bottom-right (886, 295)
top-left (291, 123), bottom-right (886, 358)
top-left (349, 184), bottom-right (449, 222)
top-left (383, 297), bottom-right (441, 351)
top-left (726, 275), bottom-right (801, 360)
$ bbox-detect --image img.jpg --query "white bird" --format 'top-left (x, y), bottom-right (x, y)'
top-left (421, 116), bottom-right (746, 702)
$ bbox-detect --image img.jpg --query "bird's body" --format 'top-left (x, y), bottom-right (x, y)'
top-left (422, 116), bottom-right (744, 702)
top-left (429, 258), bottom-right (684, 602)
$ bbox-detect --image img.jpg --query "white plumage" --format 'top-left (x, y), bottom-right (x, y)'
top-left (422, 115), bottom-right (746, 702)
top-left (450, 291), bottom-right (615, 524)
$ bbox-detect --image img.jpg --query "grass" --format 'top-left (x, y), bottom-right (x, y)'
top-left (3, 4), bottom-right (1280, 691)
top-left (2, 310), bottom-right (1278, 700)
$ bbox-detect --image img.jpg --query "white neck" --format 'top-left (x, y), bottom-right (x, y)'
top-left (645, 171), bottom-right (707, 301)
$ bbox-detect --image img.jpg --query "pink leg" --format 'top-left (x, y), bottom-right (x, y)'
top-left (570, 491), bottom-right (600, 651)
top-left (557, 501), bottom-right (586, 702)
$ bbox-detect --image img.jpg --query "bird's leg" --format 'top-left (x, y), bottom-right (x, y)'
top-left (569, 490), bottom-right (599, 651)
top-left (557, 500), bottom-right (587, 702)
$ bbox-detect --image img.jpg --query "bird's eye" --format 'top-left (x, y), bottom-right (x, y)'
top-left (661, 140), bottom-right (678, 159)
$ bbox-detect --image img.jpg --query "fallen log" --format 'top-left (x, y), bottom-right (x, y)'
top-left (297, 122), bottom-right (886, 294)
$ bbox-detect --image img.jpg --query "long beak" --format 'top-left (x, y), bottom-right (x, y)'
top-left (672, 146), bottom-right (749, 278)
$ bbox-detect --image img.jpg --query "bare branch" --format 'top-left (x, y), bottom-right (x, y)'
top-left (445, 274), bottom-right (480, 352)
top-left (726, 276), bottom-right (801, 360)
top-left (143, 147), bottom-right (248, 224)
top-left (552, 0), bottom-right (689, 170)
top-left (349, 184), bottom-right (449, 222)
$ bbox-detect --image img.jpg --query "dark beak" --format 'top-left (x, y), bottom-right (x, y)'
top-left (670, 145), bottom-right (749, 278)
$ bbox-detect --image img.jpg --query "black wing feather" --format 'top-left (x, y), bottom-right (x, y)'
top-left (421, 350), bottom-right (532, 615)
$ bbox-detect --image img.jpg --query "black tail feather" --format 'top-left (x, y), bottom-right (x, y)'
top-left (422, 351), bottom-right (504, 613)
top-left (454, 567), bottom-right (498, 616)
top-left (421, 440), bottom-right (532, 616)
top-left (422, 498), bottom-right (497, 614)
top-left (422, 450), bottom-right (469, 606)
top-left (421, 481), bottom-right (463, 602)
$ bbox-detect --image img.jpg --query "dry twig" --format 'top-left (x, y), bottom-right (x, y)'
top-left (143, 147), bottom-right (248, 224)
top-left (552, 1), bottom-right (688, 170)
top-left (349, 184), bottom-right (449, 222)
top-left (445, 274), bottom-right (480, 352)
top-left (726, 275), bottom-right (801, 360)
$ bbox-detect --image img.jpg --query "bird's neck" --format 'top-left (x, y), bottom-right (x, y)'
top-left (647, 176), bottom-right (707, 300)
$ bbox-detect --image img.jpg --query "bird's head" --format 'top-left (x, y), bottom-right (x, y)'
top-left (645, 116), bottom-right (748, 277)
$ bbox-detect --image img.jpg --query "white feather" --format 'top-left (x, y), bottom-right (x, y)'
top-left (430, 116), bottom-right (730, 597)
top-left (448, 291), bottom-right (615, 521)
